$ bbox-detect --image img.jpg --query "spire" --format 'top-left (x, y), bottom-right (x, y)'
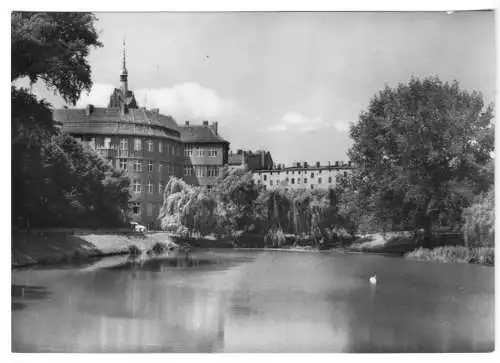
top-left (121, 38), bottom-right (128, 75)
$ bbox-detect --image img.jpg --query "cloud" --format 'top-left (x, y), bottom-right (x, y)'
top-left (333, 120), bottom-right (351, 133)
top-left (76, 82), bottom-right (239, 122)
top-left (76, 83), bottom-right (115, 107)
top-left (261, 112), bottom-right (326, 132)
top-left (281, 112), bottom-right (322, 126)
top-left (266, 124), bottom-right (288, 132)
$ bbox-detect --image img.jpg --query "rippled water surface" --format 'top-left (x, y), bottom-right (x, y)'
top-left (11, 249), bottom-right (494, 353)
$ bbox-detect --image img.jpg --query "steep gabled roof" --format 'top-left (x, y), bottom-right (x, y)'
top-left (180, 125), bottom-right (229, 144)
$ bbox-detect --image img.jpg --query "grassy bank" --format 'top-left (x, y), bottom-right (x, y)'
top-left (405, 246), bottom-right (494, 266)
top-left (12, 231), bottom-right (178, 268)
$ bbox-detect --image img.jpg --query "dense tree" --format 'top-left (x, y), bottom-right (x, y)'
top-left (348, 77), bottom-right (494, 241)
top-left (12, 12), bottom-right (129, 229)
top-left (12, 12), bottom-right (102, 104)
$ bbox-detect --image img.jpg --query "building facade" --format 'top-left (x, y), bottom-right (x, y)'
top-left (253, 161), bottom-right (354, 190)
top-left (53, 44), bottom-right (183, 229)
top-left (180, 121), bottom-right (230, 189)
top-left (228, 149), bottom-right (274, 172)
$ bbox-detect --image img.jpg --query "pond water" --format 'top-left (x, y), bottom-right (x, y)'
top-left (12, 249), bottom-right (494, 353)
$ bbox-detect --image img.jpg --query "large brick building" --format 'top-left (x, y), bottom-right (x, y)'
top-left (180, 121), bottom-right (230, 189)
top-left (253, 161), bottom-right (354, 190)
top-left (53, 44), bottom-right (184, 229)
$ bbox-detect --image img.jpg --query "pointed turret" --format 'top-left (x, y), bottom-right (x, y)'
top-left (120, 38), bottom-right (128, 94)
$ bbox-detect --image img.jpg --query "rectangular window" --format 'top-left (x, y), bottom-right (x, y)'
top-left (196, 167), bottom-right (205, 178)
top-left (344, 171), bottom-right (348, 177)
top-left (171, 144), bottom-right (175, 155)
top-left (147, 203), bottom-right (153, 217)
top-left (263, 175), bottom-right (267, 181)
top-left (291, 178), bottom-right (295, 184)
top-left (134, 138), bottom-right (142, 151)
top-left (120, 138), bottom-right (128, 151)
top-left (207, 167), bottom-right (219, 177)
top-left (318, 177), bottom-right (323, 184)
top-left (159, 181), bottom-right (165, 194)
top-left (304, 178), bottom-right (308, 184)
top-left (166, 163), bottom-right (170, 175)
top-left (119, 158), bottom-right (128, 170)
top-left (133, 160), bottom-right (142, 172)
top-left (270, 180), bottom-right (273, 186)
top-left (165, 143), bottom-right (169, 155)
top-left (298, 178), bottom-right (301, 184)
top-left (184, 166), bottom-right (193, 176)
top-left (131, 202), bottom-right (140, 214)
top-left (187, 146), bottom-right (193, 157)
top-left (184, 147), bottom-right (189, 157)
top-left (328, 177), bottom-right (332, 183)
top-left (199, 148), bottom-right (205, 157)
top-left (158, 141), bottom-right (163, 153)
top-left (159, 162), bottom-right (163, 174)
top-left (310, 185), bottom-right (314, 190)
top-left (147, 140), bottom-right (154, 152)
top-left (104, 137), bottom-right (111, 148)
top-left (147, 180), bottom-right (153, 194)
top-left (148, 160), bottom-right (153, 172)
top-left (133, 180), bottom-right (142, 193)
top-left (311, 173), bottom-right (314, 178)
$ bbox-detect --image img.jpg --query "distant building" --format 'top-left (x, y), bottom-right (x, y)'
top-left (180, 121), bottom-right (230, 189)
top-left (253, 160), bottom-right (354, 190)
top-left (228, 149), bottom-right (274, 172)
top-left (53, 42), bottom-right (183, 229)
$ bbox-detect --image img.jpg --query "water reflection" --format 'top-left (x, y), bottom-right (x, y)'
top-left (12, 250), bottom-right (494, 353)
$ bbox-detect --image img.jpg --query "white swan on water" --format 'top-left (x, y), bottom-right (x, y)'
top-left (369, 275), bottom-right (377, 284)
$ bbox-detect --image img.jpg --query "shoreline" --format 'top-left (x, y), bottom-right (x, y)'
top-left (11, 231), bottom-right (492, 269)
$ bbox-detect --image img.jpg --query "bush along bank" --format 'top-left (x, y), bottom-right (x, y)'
top-left (405, 246), bottom-right (494, 266)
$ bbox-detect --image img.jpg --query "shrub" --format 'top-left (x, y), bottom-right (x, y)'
top-left (470, 247), bottom-right (495, 266)
top-left (264, 228), bottom-right (286, 248)
top-left (405, 246), bottom-right (471, 264)
top-left (127, 244), bottom-right (141, 256)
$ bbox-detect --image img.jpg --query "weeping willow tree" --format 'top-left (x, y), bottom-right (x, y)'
top-left (264, 189), bottom-right (292, 247)
top-left (158, 177), bottom-right (219, 236)
top-left (463, 187), bottom-right (494, 248)
top-left (158, 175), bottom-right (347, 247)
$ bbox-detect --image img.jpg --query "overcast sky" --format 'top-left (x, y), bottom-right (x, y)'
top-left (27, 11), bottom-right (496, 165)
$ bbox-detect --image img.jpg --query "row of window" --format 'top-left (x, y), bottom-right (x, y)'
top-left (184, 145), bottom-right (221, 158)
top-left (132, 180), bottom-right (167, 194)
top-left (262, 171), bottom-right (348, 182)
top-left (95, 137), bottom-right (181, 155)
top-left (268, 169), bottom-right (350, 176)
top-left (267, 176), bottom-right (334, 186)
top-left (119, 159), bottom-right (181, 174)
top-left (184, 166), bottom-right (221, 178)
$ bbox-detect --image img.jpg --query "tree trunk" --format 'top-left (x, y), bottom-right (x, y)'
top-left (422, 216), bottom-right (433, 248)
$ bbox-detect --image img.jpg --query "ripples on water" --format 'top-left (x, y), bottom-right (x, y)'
top-left (11, 249), bottom-right (494, 353)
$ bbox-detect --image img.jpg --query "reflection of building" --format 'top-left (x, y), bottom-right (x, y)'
top-left (181, 121), bottom-right (230, 189)
top-left (253, 161), bottom-right (354, 190)
top-left (228, 149), bottom-right (274, 172)
top-left (53, 42), bottom-right (183, 229)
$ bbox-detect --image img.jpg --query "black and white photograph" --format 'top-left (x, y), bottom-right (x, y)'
top-left (8, 1), bottom-right (496, 355)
